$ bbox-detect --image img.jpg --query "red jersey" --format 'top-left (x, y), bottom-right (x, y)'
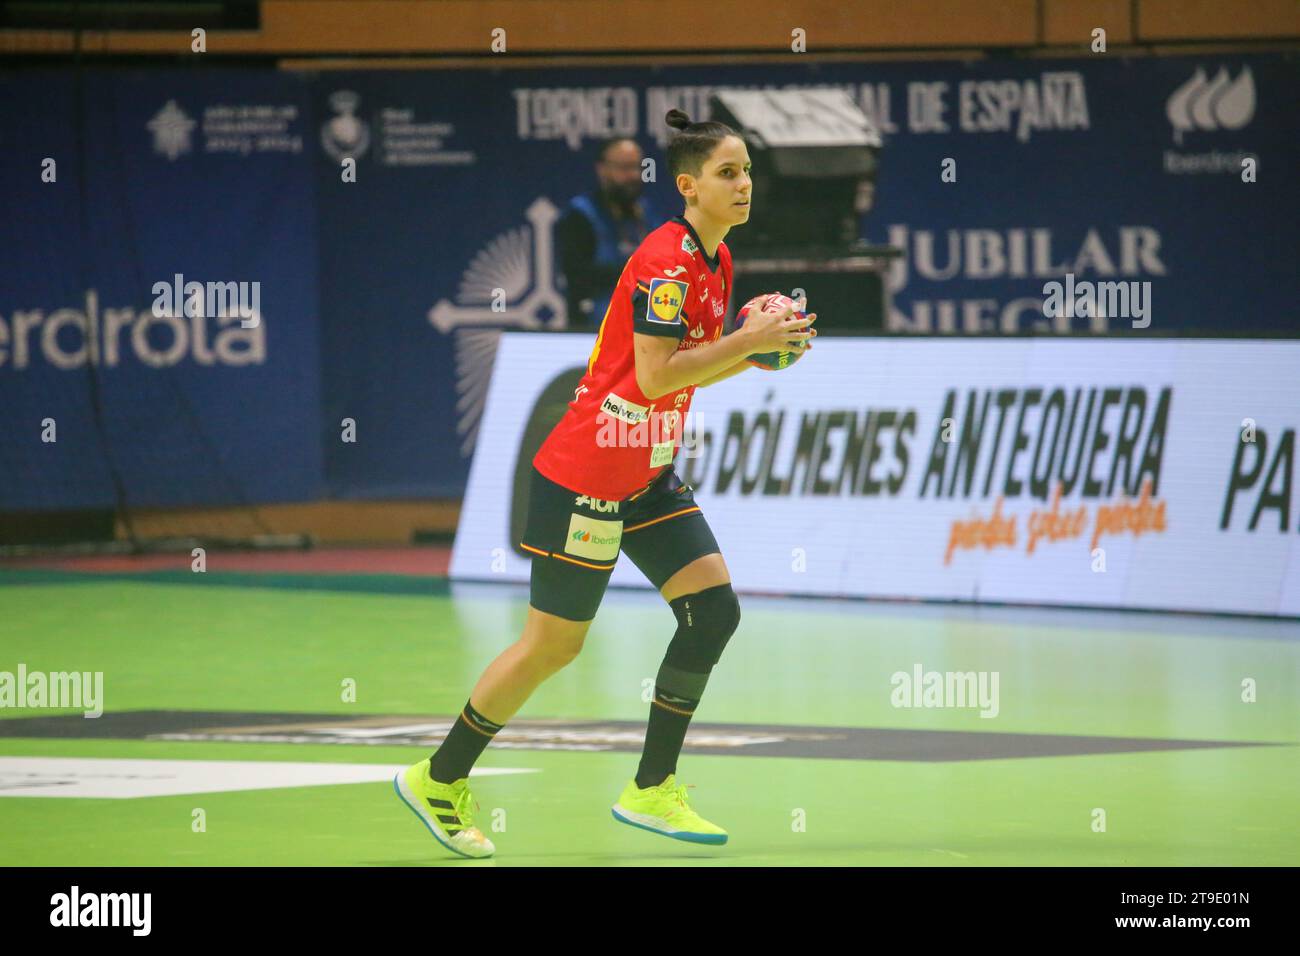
top-left (535, 214), bottom-right (733, 500)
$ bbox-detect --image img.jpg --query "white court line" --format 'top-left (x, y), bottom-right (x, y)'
top-left (0, 756), bottom-right (538, 799)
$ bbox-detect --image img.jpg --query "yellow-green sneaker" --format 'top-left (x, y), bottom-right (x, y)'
top-left (611, 774), bottom-right (728, 845)
top-left (393, 758), bottom-right (495, 859)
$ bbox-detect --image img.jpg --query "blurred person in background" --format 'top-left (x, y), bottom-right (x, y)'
top-left (557, 137), bottom-right (664, 329)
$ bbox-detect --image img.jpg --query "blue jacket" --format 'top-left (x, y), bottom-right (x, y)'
top-left (559, 191), bottom-right (661, 328)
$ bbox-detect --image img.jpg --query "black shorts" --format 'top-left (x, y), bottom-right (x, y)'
top-left (520, 465), bottom-right (721, 622)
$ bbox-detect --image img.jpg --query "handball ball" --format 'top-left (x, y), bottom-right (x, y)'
top-left (735, 293), bottom-right (808, 371)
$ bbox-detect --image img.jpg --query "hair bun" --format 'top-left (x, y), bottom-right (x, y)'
top-left (665, 108), bottom-right (693, 131)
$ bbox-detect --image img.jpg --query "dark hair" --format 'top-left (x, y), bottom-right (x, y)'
top-left (665, 108), bottom-right (738, 178)
top-left (595, 136), bottom-right (638, 163)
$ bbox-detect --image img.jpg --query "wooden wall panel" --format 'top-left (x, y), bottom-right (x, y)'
top-left (3, 0), bottom-right (1040, 55)
top-left (1139, 0), bottom-right (1300, 40)
top-left (1042, 0), bottom-right (1134, 47)
top-left (4, 0), bottom-right (1295, 55)
top-left (255, 0), bottom-right (1039, 52)
top-left (119, 500), bottom-right (461, 545)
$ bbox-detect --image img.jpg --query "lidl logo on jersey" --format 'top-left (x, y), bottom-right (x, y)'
top-left (565, 514), bottom-right (622, 561)
top-left (647, 278), bottom-right (688, 325)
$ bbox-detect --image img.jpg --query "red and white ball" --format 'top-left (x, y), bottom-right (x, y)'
top-left (734, 293), bottom-right (809, 371)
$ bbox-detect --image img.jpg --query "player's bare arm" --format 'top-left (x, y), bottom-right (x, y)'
top-left (695, 359), bottom-right (753, 388)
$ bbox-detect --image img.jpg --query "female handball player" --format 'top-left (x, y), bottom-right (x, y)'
top-left (395, 108), bottom-right (816, 857)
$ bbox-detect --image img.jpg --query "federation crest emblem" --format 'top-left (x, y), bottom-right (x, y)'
top-left (147, 100), bottom-right (196, 161)
top-left (321, 90), bottom-right (371, 161)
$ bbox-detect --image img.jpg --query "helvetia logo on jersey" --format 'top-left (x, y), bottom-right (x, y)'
top-left (600, 392), bottom-right (650, 425)
top-left (647, 278), bottom-right (687, 325)
top-left (565, 514), bottom-right (622, 561)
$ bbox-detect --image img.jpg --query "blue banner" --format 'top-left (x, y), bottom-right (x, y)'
top-left (311, 52), bottom-right (1297, 499)
top-left (4, 53), bottom-right (1295, 508)
top-left (1, 69), bottom-right (321, 511)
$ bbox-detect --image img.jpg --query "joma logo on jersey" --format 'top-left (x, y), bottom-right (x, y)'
top-left (574, 494), bottom-right (620, 514)
top-left (646, 278), bottom-right (687, 325)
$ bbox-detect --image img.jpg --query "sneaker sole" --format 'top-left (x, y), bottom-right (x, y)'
top-left (392, 770), bottom-right (492, 859)
top-left (611, 804), bottom-right (728, 845)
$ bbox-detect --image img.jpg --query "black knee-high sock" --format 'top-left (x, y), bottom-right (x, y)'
top-left (428, 699), bottom-right (505, 784)
top-left (635, 688), bottom-right (700, 789)
top-left (635, 585), bottom-right (739, 789)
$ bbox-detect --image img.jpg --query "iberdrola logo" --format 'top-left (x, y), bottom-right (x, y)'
top-left (572, 528), bottom-right (617, 545)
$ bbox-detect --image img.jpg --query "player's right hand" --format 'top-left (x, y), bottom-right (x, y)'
top-left (739, 295), bottom-right (817, 354)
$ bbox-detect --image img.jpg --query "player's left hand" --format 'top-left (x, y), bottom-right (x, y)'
top-left (739, 293), bottom-right (818, 351)
top-left (791, 297), bottom-right (817, 351)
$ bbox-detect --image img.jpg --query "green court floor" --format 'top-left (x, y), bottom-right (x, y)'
top-left (1, 571), bottom-right (1296, 866)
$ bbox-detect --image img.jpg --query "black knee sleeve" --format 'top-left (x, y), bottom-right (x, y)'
top-left (656, 584), bottom-right (741, 699)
